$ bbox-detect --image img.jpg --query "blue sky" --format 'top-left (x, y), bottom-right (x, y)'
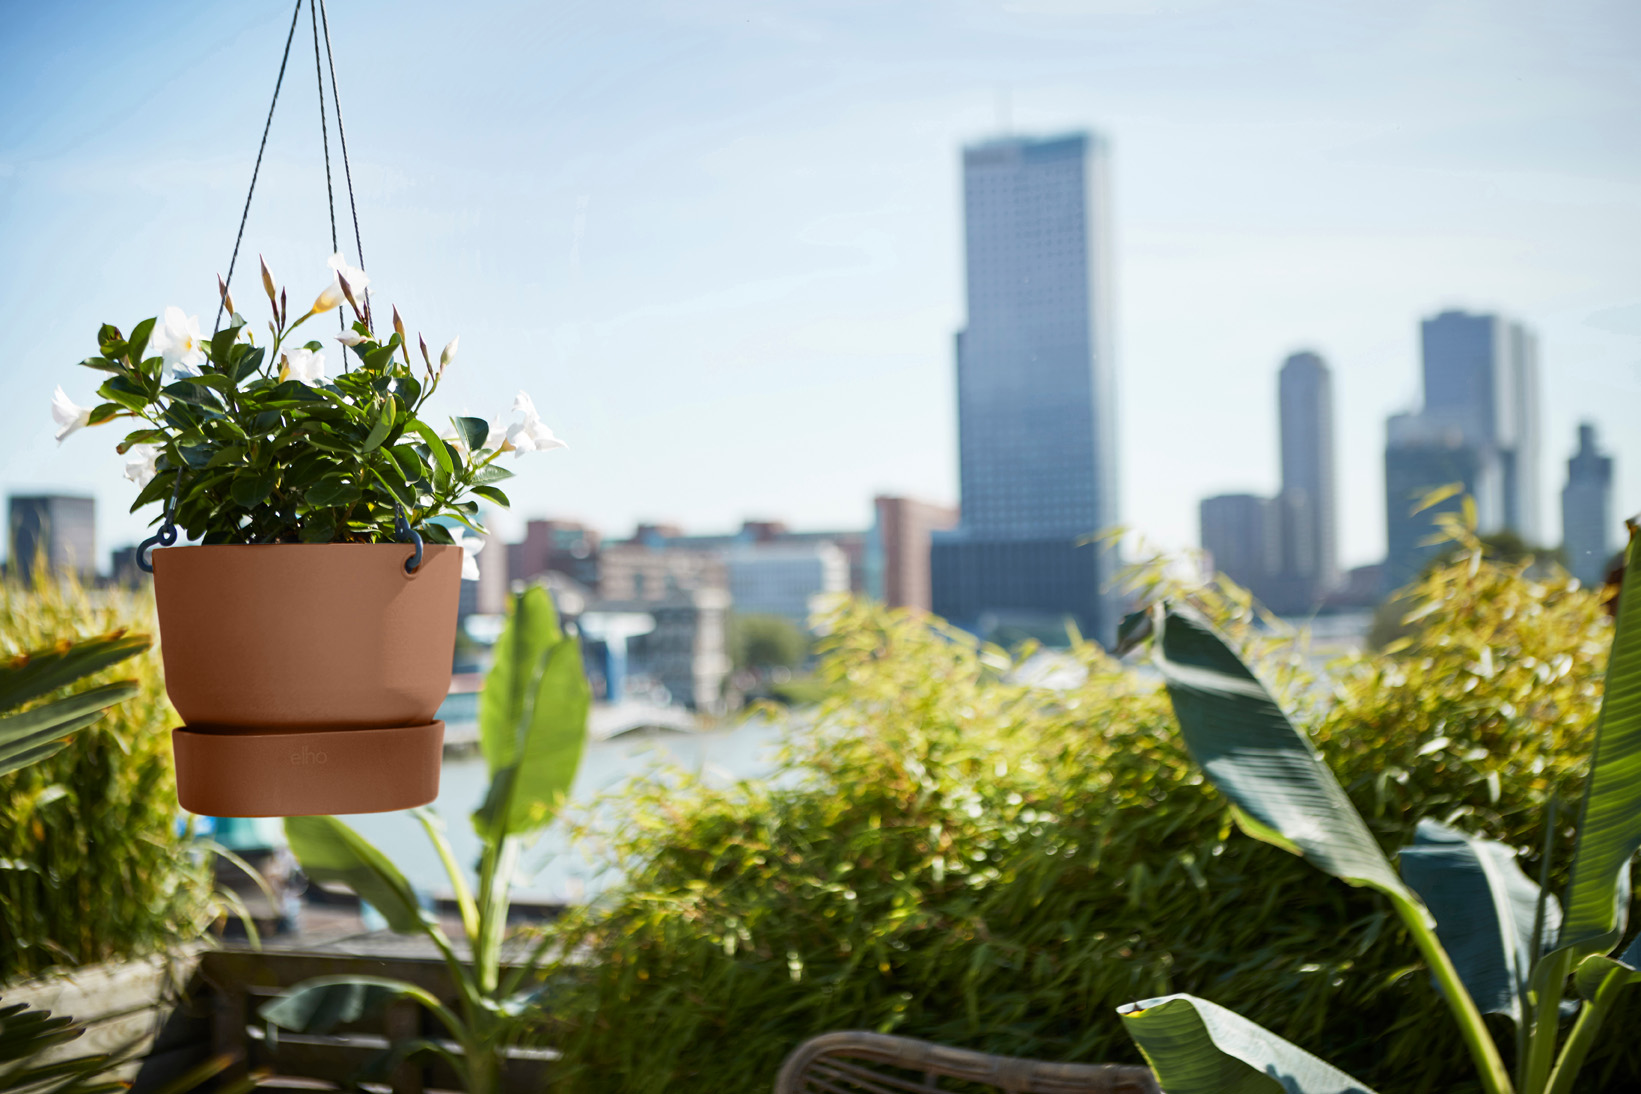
top-left (3, 0), bottom-right (1638, 570)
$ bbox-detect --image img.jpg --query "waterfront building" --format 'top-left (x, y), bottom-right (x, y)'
top-left (1561, 422), bottom-right (1615, 588)
top-left (1199, 494), bottom-right (1281, 603)
top-left (1274, 351), bottom-right (1338, 609)
top-left (7, 494), bottom-right (95, 583)
top-left (931, 131), bottom-right (1120, 642)
top-left (1383, 414), bottom-right (1492, 592)
top-left (1419, 310), bottom-right (1541, 541)
top-left (726, 541), bottom-right (850, 629)
top-left (507, 518), bottom-right (601, 589)
top-left (867, 496), bottom-right (959, 611)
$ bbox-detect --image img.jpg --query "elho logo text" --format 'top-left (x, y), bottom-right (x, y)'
top-left (289, 747), bottom-right (328, 766)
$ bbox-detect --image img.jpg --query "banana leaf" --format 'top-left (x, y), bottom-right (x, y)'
top-left (1399, 818), bottom-right (1559, 1022)
top-left (472, 587), bottom-right (590, 841)
top-left (1117, 993), bottom-right (1377, 1094)
top-left (283, 816), bottom-right (427, 934)
top-left (1554, 529), bottom-right (1641, 959)
top-left (1148, 604), bottom-right (1414, 906)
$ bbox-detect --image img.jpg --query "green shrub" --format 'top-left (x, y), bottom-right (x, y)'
top-left (542, 548), bottom-right (1639, 1094)
top-left (0, 574), bottom-right (216, 982)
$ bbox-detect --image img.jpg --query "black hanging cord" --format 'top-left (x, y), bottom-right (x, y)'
top-left (309, 0), bottom-right (341, 334)
top-left (215, 0), bottom-right (304, 334)
top-left (318, 0), bottom-right (369, 329)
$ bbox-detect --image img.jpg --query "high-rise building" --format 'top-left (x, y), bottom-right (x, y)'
top-left (1419, 310), bottom-right (1541, 541)
top-left (931, 131), bottom-right (1119, 642)
top-left (7, 495), bottom-right (96, 584)
top-left (1199, 494), bottom-right (1280, 603)
top-left (1382, 310), bottom-right (1542, 594)
top-left (1383, 414), bottom-right (1489, 592)
top-left (868, 496), bottom-right (959, 611)
top-left (1275, 351), bottom-right (1337, 606)
top-left (1195, 351), bottom-right (1336, 615)
top-left (1562, 422), bottom-right (1615, 588)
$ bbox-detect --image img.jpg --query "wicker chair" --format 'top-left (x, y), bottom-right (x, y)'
top-left (775, 1031), bottom-right (1160, 1094)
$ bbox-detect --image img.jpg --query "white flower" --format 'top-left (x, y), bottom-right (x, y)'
top-left (335, 331), bottom-right (369, 347)
top-left (327, 252), bottom-right (370, 295)
top-left (440, 337), bottom-right (458, 369)
top-left (504, 390), bottom-right (567, 457)
top-left (51, 386), bottom-right (92, 442)
top-left (151, 306), bottom-right (206, 380)
top-left (484, 419), bottom-right (508, 451)
top-left (455, 529), bottom-right (484, 581)
top-left (283, 348), bottom-right (327, 385)
top-left (124, 444), bottom-right (161, 487)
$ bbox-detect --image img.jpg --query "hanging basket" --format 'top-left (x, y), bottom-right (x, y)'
top-left (153, 543), bottom-right (460, 816)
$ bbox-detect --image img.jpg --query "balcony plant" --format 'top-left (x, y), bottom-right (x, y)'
top-left (1113, 522), bottom-right (1641, 1094)
top-left (53, 259), bottom-right (565, 815)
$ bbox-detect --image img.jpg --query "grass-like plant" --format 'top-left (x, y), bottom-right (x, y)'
top-left (0, 574), bottom-right (225, 981)
top-left (52, 257), bottom-right (562, 547)
top-left (260, 585), bottom-right (589, 1093)
top-left (1114, 523), bottom-right (1641, 1094)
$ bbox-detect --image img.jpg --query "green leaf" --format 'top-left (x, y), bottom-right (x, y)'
top-left (300, 510), bottom-right (337, 544)
top-left (87, 403), bottom-right (123, 426)
top-left (1118, 994), bottom-right (1378, 1094)
top-left (471, 485), bottom-right (510, 508)
top-left (231, 345), bottom-right (266, 384)
top-left (0, 682), bottom-right (140, 777)
top-left (472, 587), bottom-right (591, 841)
top-left (361, 398), bottom-right (395, 454)
top-left (209, 322), bottom-right (242, 362)
top-left (283, 816), bottom-right (427, 934)
top-left (259, 975), bottom-right (421, 1035)
top-left (96, 376), bottom-right (149, 413)
top-left (230, 469), bottom-right (279, 507)
top-left (178, 373), bottom-right (234, 392)
top-left (1149, 604), bottom-right (1415, 905)
top-left (304, 474), bottom-right (360, 508)
top-left (473, 462), bottom-right (514, 486)
top-left (1555, 529), bottom-right (1641, 958)
top-left (1572, 933), bottom-right (1641, 1001)
top-left (409, 421), bottom-right (454, 478)
top-left (77, 355), bottom-right (124, 374)
top-left (0, 632), bottom-right (150, 711)
top-left (454, 416), bottom-right (489, 455)
top-left (126, 317), bottom-right (156, 365)
top-left (162, 381), bottom-right (222, 409)
top-left (1399, 818), bottom-right (1558, 1023)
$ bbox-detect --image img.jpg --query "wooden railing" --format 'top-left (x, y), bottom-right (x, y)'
top-left (198, 948), bottom-right (553, 1093)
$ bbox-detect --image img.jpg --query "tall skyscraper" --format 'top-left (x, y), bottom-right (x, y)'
top-left (1561, 422), bottom-right (1615, 588)
top-left (7, 495), bottom-right (96, 584)
top-left (1195, 351), bottom-right (1336, 615)
top-left (1274, 350), bottom-right (1338, 610)
top-left (1383, 310), bottom-right (1541, 593)
top-left (931, 131), bottom-right (1119, 642)
top-left (1419, 310), bottom-right (1541, 540)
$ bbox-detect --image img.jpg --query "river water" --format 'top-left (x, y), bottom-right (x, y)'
top-left (341, 715), bottom-right (786, 904)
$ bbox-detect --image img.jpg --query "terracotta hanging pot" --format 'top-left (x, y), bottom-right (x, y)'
top-left (152, 542), bottom-right (461, 817)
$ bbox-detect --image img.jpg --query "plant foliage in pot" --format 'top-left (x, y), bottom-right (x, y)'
top-left (53, 256), bottom-right (566, 817)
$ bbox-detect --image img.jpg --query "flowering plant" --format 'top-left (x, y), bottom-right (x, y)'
top-left (56, 257), bottom-right (563, 571)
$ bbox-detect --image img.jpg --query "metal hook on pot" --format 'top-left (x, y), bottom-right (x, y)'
top-left (394, 502), bottom-right (423, 575)
top-left (137, 467), bottom-right (186, 573)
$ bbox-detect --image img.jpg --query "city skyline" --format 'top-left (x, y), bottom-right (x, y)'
top-left (2, 1), bottom-right (1638, 572)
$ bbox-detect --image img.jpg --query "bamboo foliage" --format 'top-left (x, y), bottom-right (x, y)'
top-left (0, 573), bottom-right (216, 983)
